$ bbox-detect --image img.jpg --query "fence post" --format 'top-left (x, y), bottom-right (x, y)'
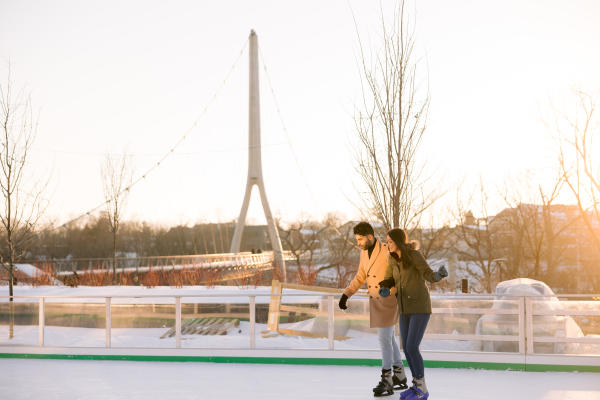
top-left (267, 280), bottom-right (282, 332)
top-left (176, 297), bottom-right (182, 348)
top-left (105, 297), bottom-right (111, 348)
top-left (518, 296), bottom-right (525, 354)
top-left (249, 296), bottom-right (256, 349)
top-left (38, 297), bottom-right (45, 347)
top-left (328, 295), bottom-right (334, 350)
top-left (525, 296), bottom-right (534, 354)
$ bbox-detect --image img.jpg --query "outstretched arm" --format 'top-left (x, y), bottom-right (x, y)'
top-left (412, 250), bottom-right (437, 283)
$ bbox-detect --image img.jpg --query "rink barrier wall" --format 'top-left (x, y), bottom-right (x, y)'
top-left (1, 348), bottom-right (599, 372)
top-left (2, 292), bottom-right (600, 373)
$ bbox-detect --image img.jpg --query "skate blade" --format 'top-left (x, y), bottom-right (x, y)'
top-left (373, 391), bottom-right (394, 397)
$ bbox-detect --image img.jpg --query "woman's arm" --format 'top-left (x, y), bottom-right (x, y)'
top-left (383, 256), bottom-right (395, 281)
top-left (411, 250), bottom-right (436, 283)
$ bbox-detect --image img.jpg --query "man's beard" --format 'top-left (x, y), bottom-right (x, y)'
top-left (362, 238), bottom-right (374, 250)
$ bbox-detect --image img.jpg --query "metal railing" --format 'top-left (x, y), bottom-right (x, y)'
top-left (24, 251), bottom-right (296, 274)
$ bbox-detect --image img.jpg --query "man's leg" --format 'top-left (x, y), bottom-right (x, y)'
top-left (377, 326), bottom-right (394, 370)
top-left (390, 326), bottom-right (407, 390)
top-left (373, 326), bottom-right (395, 396)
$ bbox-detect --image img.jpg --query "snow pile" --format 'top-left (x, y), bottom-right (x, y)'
top-left (14, 264), bottom-right (63, 286)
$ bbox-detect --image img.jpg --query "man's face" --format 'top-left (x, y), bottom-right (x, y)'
top-left (355, 234), bottom-right (374, 250)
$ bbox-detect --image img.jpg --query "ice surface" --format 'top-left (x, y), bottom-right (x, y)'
top-left (0, 358), bottom-right (598, 400)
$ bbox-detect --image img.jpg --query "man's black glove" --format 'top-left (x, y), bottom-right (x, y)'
top-left (379, 277), bottom-right (395, 289)
top-left (433, 265), bottom-right (448, 282)
top-left (338, 293), bottom-right (348, 310)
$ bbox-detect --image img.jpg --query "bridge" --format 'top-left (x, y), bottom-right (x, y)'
top-left (21, 251), bottom-right (296, 286)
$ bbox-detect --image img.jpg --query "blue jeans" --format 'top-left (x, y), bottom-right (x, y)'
top-left (378, 325), bottom-right (402, 370)
top-left (399, 313), bottom-right (430, 379)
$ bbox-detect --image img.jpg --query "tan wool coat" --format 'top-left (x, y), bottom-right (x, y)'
top-left (343, 240), bottom-right (398, 328)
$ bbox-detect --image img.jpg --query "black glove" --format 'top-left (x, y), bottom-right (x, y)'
top-left (338, 293), bottom-right (348, 310)
top-left (433, 265), bottom-right (448, 282)
top-left (379, 277), bottom-right (395, 289)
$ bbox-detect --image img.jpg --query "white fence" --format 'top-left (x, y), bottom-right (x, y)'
top-left (1, 292), bottom-right (599, 368)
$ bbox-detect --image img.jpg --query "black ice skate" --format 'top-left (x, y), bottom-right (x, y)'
top-left (372, 368), bottom-right (394, 397)
top-left (392, 365), bottom-right (408, 390)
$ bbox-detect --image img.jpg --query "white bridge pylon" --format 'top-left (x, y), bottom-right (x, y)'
top-left (230, 30), bottom-right (287, 281)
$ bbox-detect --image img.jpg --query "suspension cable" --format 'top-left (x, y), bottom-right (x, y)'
top-left (42, 38), bottom-right (249, 233)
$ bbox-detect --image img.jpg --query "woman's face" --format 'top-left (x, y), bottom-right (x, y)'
top-left (386, 235), bottom-right (398, 253)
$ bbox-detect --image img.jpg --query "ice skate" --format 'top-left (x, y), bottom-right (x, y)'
top-left (404, 378), bottom-right (429, 400)
top-left (372, 368), bottom-right (394, 397)
top-left (392, 365), bottom-right (408, 390)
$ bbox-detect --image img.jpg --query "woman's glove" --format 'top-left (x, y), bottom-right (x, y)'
top-left (378, 277), bottom-right (395, 288)
top-left (338, 294), bottom-right (348, 310)
top-left (433, 265), bottom-right (448, 282)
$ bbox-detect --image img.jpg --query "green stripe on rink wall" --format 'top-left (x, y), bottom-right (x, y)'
top-left (0, 353), bottom-right (598, 372)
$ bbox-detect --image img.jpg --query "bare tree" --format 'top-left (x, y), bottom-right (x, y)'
top-left (411, 224), bottom-right (453, 260)
top-left (354, 1), bottom-right (436, 230)
top-left (0, 70), bottom-right (46, 338)
top-left (500, 173), bottom-right (576, 285)
top-left (557, 91), bottom-right (600, 250)
top-left (556, 90), bottom-right (600, 290)
top-left (452, 182), bottom-right (500, 293)
top-left (278, 218), bottom-right (328, 286)
top-left (101, 152), bottom-right (133, 284)
top-left (322, 219), bottom-right (360, 288)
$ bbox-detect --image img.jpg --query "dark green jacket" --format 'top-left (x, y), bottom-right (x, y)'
top-left (383, 249), bottom-right (436, 315)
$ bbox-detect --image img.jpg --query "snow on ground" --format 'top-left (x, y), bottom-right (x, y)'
top-left (0, 358), bottom-right (598, 400)
top-left (13, 264), bottom-right (63, 286)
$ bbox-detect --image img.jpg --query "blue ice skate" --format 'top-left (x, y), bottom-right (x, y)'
top-left (404, 386), bottom-right (428, 400)
top-left (399, 385), bottom-right (414, 400)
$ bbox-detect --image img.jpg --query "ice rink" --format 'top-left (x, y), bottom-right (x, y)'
top-left (1, 358), bottom-right (599, 400)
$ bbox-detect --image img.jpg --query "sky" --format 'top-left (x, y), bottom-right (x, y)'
top-left (1, 0), bottom-right (599, 228)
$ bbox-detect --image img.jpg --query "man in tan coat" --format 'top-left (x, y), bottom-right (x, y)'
top-left (338, 222), bottom-right (407, 397)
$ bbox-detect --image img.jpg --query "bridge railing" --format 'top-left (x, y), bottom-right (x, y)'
top-left (22, 251), bottom-right (295, 275)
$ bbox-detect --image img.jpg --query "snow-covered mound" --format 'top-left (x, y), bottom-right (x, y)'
top-left (13, 264), bottom-right (64, 286)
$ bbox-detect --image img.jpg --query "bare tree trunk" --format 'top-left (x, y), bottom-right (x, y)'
top-left (556, 91), bottom-right (600, 291)
top-left (112, 226), bottom-right (117, 284)
top-left (217, 222), bottom-right (225, 253)
top-left (210, 224), bottom-right (217, 254)
top-left (1, 68), bottom-right (45, 338)
top-left (452, 182), bottom-right (499, 293)
top-left (101, 152), bottom-right (133, 285)
top-left (354, 1), bottom-right (437, 230)
top-left (558, 91), bottom-right (600, 251)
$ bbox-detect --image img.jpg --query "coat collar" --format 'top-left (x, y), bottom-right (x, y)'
top-left (366, 240), bottom-right (383, 272)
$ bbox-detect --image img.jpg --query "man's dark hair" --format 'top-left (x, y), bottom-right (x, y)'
top-left (353, 222), bottom-right (374, 236)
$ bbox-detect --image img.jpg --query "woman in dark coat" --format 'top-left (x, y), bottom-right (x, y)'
top-left (379, 228), bottom-right (447, 400)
